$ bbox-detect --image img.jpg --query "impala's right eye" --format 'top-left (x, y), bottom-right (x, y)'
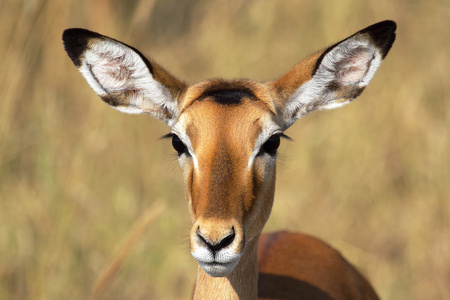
top-left (171, 135), bottom-right (188, 156)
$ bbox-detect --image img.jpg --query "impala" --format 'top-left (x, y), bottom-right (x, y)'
top-left (63, 20), bottom-right (396, 299)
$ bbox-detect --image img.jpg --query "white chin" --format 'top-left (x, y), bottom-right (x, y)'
top-left (199, 260), bottom-right (240, 277)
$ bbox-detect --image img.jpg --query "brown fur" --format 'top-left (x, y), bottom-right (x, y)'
top-left (63, 21), bottom-right (396, 300)
top-left (183, 87), bottom-right (379, 300)
top-left (258, 232), bottom-right (378, 300)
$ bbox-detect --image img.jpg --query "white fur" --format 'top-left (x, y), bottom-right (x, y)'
top-left (247, 122), bottom-right (282, 170)
top-left (284, 36), bottom-right (383, 126)
top-left (171, 119), bottom-right (199, 171)
top-left (191, 234), bottom-right (244, 277)
top-left (79, 39), bottom-right (177, 124)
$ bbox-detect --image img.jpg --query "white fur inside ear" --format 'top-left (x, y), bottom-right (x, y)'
top-left (78, 39), bottom-right (176, 118)
top-left (323, 37), bottom-right (382, 88)
top-left (285, 36), bottom-right (383, 122)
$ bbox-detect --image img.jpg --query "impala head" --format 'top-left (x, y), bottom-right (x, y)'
top-left (63, 21), bottom-right (396, 277)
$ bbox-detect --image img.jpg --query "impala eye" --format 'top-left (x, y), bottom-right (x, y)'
top-left (171, 135), bottom-right (188, 156)
top-left (260, 135), bottom-right (281, 156)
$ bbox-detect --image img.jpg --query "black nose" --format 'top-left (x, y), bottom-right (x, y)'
top-left (197, 227), bottom-right (235, 252)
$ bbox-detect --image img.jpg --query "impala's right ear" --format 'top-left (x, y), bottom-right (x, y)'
top-left (62, 28), bottom-right (186, 126)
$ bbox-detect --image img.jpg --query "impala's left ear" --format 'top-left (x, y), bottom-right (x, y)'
top-left (271, 20), bottom-right (396, 129)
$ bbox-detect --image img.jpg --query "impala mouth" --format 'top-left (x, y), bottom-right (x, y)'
top-left (191, 247), bottom-right (244, 277)
top-left (198, 259), bottom-right (241, 277)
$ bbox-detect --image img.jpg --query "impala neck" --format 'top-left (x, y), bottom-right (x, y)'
top-left (193, 235), bottom-right (260, 300)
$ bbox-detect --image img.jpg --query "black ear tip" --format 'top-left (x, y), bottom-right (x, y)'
top-left (360, 20), bottom-right (397, 35)
top-left (62, 28), bottom-right (103, 44)
top-left (358, 20), bottom-right (397, 58)
top-left (376, 20), bottom-right (397, 32)
top-left (62, 28), bottom-right (103, 67)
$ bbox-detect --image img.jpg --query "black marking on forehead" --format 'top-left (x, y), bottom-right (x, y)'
top-left (198, 87), bottom-right (256, 105)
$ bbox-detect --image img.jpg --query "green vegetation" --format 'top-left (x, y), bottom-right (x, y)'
top-left (1, 0), bottom-right (448, 299)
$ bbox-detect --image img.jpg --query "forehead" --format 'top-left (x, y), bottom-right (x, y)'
top-left (175, 80), bottom-right (278, 144)
top-left (180, 79), bottom-right (276, 114)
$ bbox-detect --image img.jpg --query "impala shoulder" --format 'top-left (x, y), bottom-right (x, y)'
top-left (258, 231), bottom-right (348, 267)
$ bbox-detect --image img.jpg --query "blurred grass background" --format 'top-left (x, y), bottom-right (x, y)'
top-left (0, 0), bottom-right (449, 299)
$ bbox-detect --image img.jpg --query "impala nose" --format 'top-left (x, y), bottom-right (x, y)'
top-left (196, 227), bottom-right (235, 252)
top-left (191, 220), bottom-right (244, 277)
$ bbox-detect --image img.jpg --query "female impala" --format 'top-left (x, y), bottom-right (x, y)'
top-left (63, 20), bottom-right (396, 299)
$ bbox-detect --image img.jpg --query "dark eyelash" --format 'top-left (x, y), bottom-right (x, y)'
top-left (160, 133), bottom-right (176, 140)
top-left (279, 133), bottom-right (292, 141)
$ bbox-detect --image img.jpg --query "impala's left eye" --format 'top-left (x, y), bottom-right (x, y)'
top-left (260, 135), bottom-right (281, 156)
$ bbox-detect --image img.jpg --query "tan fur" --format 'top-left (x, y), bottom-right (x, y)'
top-left (182, 83), bottom-right (378, 300)
top-left (147, 56), bottom-right (187, 99)
top-left (63, 21), bottom-right (396, 300)
top-left (269, 50), bottom-right (323, 105)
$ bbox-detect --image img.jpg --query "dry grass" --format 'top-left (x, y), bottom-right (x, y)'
top-left (0, 0), bottom-right (448, 299)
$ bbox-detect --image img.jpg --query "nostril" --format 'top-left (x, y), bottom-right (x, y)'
top-left (196, 229), bottom-right (208, 245)
top-left (196, 227), bottom-right (236, 252)
top-left (216, 229), bottom-right (235, 250)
